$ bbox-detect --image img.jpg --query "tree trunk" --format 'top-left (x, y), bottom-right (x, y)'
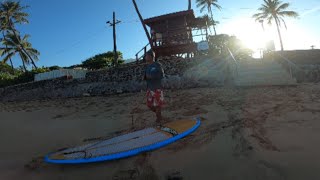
top-left (209, 6), bottom-right (217, 35)
top-left (8, 19), bottom-right (38, 69)
top-left (259, 20), bottom-right (265, 31)
top-left (2, 32), bottom-right (15, 74)
top-left (22, 60), bottom-right (27, 72)
top-left (274, 18), bottom-right (284, 51)
top-left (132, 0), bottom-right (153, 49)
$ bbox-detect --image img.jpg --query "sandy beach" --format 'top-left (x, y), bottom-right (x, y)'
top-left (1, 83), bottom-right (320, 180)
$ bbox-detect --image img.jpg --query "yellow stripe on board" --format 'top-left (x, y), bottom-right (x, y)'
top-left (163, 119), bottom-right (197, 134)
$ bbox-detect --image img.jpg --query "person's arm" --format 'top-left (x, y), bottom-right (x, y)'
top-left (155, 63), bottom-right (164, 80)
top-left (143, 70), bottom-right (146, 80)
top-left (143, 66), bottom-right (148, 80)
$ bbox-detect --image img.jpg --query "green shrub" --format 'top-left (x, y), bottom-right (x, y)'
top-left (0, 67), bottom-right (50, 88)
top-left (0, 73), bottom-right (15, 87)
top-left (48, 66), bottom-right (61, 71)
top-left (0, 63), bottom-right (14, 74)
top-left (82, 51), bottom-right (124, 70)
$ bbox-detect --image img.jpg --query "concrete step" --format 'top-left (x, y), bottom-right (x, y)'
top-left (235, 77), bottom-right (295, 82)
top-left (234, 79), bottom-right (297, 86)
top-left (234, 60), bottom-right (296, 86)
top-left (237, 70), bottom-right (289, 77)
top-left (238, 62), bottom-right (281, 69)
top-left (237, 73), bottom-right (292, 79)
top-left (238, 63), bottom-right (281, 67)
top-left (237, 67), bottom-right (283, 73)
top-left (235, 71), bottom-right (297, 86)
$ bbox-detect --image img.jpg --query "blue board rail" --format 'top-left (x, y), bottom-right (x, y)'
top-left (44, 118), bottom-right (201, 164)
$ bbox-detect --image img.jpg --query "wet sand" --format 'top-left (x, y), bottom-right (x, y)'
top-left (1, 83), bottom-right (320, 180)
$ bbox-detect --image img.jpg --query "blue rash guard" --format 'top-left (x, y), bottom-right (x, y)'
top-left (144, 62), bottom-right (164, 91)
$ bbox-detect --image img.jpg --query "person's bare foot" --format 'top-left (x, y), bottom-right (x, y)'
top-left (155, 119), bottom-right (161, 126)
top-left (161, 116), bottom-right (172, 123)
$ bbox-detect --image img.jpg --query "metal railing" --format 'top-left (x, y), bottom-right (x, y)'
top-left (226, 48), bottom-right (239, 79)
top-left (273, 52), bottom-right (304, 81)
top-left (135, 43), bottom-right (151, 63)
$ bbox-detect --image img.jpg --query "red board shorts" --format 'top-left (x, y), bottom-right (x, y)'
top-left (146, 89), bottom-right (164, 108)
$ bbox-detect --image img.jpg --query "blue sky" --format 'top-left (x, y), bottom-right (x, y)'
top-left (9, 0), bottom-right (320, 67)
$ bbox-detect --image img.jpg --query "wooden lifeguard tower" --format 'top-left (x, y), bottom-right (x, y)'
top-left (135, 10), bottom-right (209, 61)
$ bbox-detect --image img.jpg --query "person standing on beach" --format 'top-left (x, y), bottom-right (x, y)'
top-left (143, 50), bottom-right (165, 125)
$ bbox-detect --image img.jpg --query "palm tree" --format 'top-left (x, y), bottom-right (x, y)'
top-left (0, 9), bottom-right (15, 72)
top-left (0, 33), bottom-right (39, 72)
top-left (132, 0), bottom-right (153, 49)
top-left (196, 0), bottom-right (221, 35)
top-left (0, 1), bottom-right (38, 69)
top-left (253, 0), bottom-right (298, 51)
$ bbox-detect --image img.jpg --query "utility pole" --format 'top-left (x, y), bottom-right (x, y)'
top-left (107, 12), bottom-right (121, 67)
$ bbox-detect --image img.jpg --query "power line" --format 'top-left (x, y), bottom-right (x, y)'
top-left (52, 27), bottom-right (106, 57)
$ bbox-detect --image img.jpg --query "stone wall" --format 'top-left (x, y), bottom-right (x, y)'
top-left (0, 57), bottom-right (227, 102)
top-left (299, 65), bottom-right (320, 83)
top-left (276, 50), bottom-right (320, 65)
top-left (273, 50), bottom-right (320, 82)
top-left (84, 57), bottom-right (205, 82)
top-left (2, 50), bottom-right (319, 102)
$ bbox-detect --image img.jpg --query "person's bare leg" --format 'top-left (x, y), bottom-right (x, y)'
top-left (155, 107), bottom-right (162, 124)
top-left (149, 107), bottom-right (156, 113)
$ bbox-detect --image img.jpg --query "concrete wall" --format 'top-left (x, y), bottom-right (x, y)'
top-left (34, 69), bottom-right (87, 81)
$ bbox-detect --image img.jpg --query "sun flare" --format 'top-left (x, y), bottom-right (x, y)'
top-left (220, 18), bottom-right (317, 53)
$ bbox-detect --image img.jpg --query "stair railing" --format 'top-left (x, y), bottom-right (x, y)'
top-left (135, 43), bottom-right (151, 63)
top-left (226, 48), bottom-right (239, 79)
top-left (273, 52), bottom-right (304, 81)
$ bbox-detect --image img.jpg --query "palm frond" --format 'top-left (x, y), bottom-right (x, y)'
top-left (0, 47), bottom-right (15, 55)
top-left (279, 17), bottom-right (287, 29)
top-left (1, 51), bottom-right (16, 63)
top-left (253, 0), bottom-right (298, 26)
top-left (197, 0), bottom-right (222, 12)
top-left (212, 3), bottom-right (222, 10)
top-left (196, 0), bottom-right (207, 8)
top-left (18, 51), bottom-right (30, 65)
top-left (267, 16), bottom-right (273, 25)
top-left (22, 34), bottom-right (31, 41)
top-left (278, 11), bottom-right (299, 18)
top-left (27, 48), bottom-right (40, 59)
top-left (277, 3), bottom-right (289, 11)
top-left (200, 6), bottom-right (206, 13)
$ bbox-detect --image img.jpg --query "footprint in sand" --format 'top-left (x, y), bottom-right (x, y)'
top-left (52, 114), bottom-right (64, 119)
top-left (166, 170), bottom-right (183, 180)
top-left (24, 156), bottom-right (45, 170)
top-left (112, 169), bottom-right (140, 180)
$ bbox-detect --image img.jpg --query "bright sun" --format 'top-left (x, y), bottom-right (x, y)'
top-left (216, 17), bottom-right (320, 58)
top-left (220, 18), bottom-right (316, 53)
top-left (227, 18), bottom-right (274, 50)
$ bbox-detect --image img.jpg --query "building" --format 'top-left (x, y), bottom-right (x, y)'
top-left (136, 10), bottom-right (209, 61)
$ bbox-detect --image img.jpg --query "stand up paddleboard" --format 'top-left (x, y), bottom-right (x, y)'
top-left (45, 118), bottom-right (201, 164)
